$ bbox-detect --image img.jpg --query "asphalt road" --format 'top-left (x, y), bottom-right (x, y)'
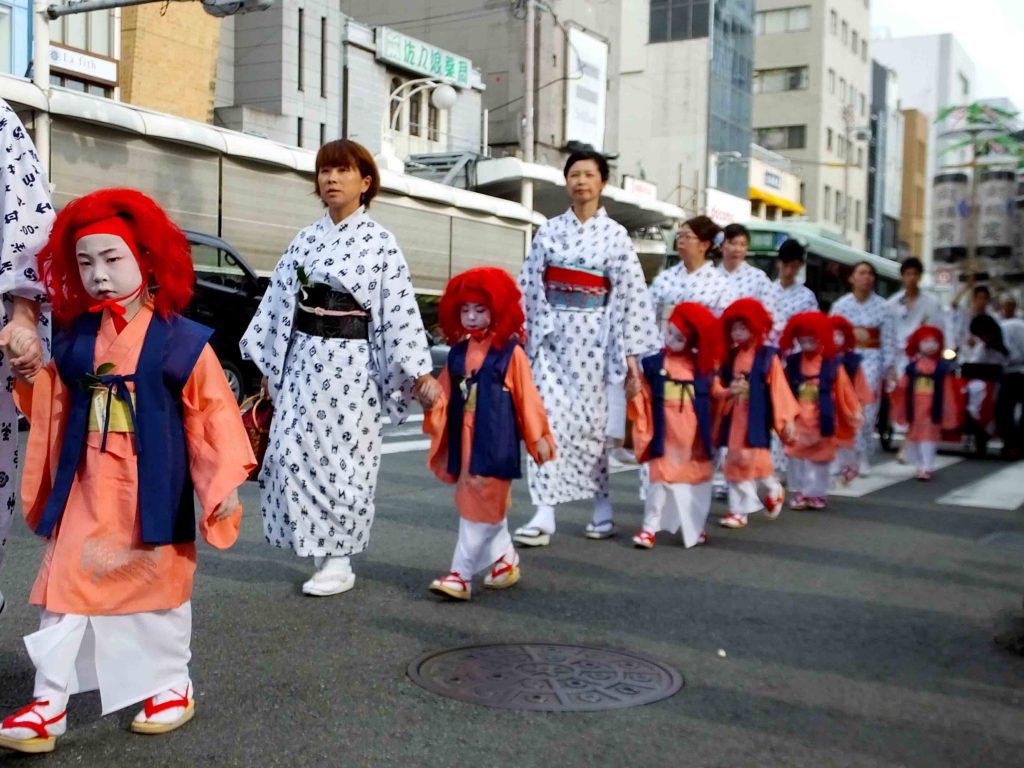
top-left (1, 442), bottom-right (1023, 767)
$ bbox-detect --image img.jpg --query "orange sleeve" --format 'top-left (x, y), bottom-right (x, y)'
top-left (505, 346), bottom-right (555, 463)
top-left (711, 375), bottom-right (731, 404)
top-left (19, 362), bottom-right (67, 533)
top-left (941, 373), bottom-right (962, 430)
top-left (890, 374), bottom-right (909, 427)
top-left (627, 378), bottom-right (655, 463)
top-left (182, 345), bottom-right (257, 550)
top-left (854, 368), bottom-right (875, 405)
top-left (833, 367), bottom-right (864, 442)
top-left (767, 355), bottom-right (800, 431)
top-left (423, 367), bottom-right (457, 484)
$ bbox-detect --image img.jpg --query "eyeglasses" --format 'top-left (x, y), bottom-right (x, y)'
top-left (677, 234), bottom-right (701, 242)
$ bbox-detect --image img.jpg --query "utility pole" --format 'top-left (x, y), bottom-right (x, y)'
top-left (521, 0), bottom-right (535, 213)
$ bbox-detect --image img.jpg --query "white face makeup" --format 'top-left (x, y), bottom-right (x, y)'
top-left (730, 321), bottom-right (751, 345)
top-left (919, 338), bottom-right (940, 355)
top-left (664, 323), bottom-right (688, 352)
top-left (75, 233), bottom-right (144, 303)
top-left (833, 330), bottom-right (846, 349)
top-left (460, 302), bottom-right (492, 332)
top-left (798, 336), bottom-right (819, 353)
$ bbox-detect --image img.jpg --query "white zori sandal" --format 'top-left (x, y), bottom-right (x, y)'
top-left (0, 699), bottom-right (67, 754)
top-left (131, 683), bottom-right (195, 735)
top-left (483, 554), bottom-right (521, 589)
top-left (512, 526), bottom-right (551, 547)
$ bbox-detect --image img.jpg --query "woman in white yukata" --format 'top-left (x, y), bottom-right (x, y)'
top-left (829, 261), bottom-right (897, 477)
top-left (241, 140), bottom-right (438, 596)
top-left (513, 149), bottom-right (658, 547)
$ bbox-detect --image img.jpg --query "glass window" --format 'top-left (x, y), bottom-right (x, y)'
top-left (855, 199), bottom-right (862, 230)
top-left (830, 9), bottom-right (837, 34)
top-left (841, 20), bottom-right (847, 44)
top-left (852, 30), bottom-right (858, 53)
top-left (651, 0), bottom-right (670, 41)
top-left (826, 127), bottom-right (833, 151)
top-left (191, 244), bottom-right (249, 291)
top-left (88, 11), bottom-right (110, 57)
top-left (320, 16), bottom-right (327, 97)
top-left (839, 77), bottom-right (846, 101)
top-left (788, 6), bottom-right (810, 31)
top-left (828, 68), bottom-right (835, 94)
top-left (297, 116), bottom-right (303, 148)
top-left (389, 77), bottom-right (403, 131)
top-left (754, 66), bottom-right (808, 93)
top-left (861, 39), bottom-right (867, 61)
top-left (835, 190), bottom-right (842, 223)
top-left (754, 125), bottom-right (806, 150)
top-left (650, 0), bottom-right (712, 43)
top-left (409, 92), bottom-right (421, 137)
top-left (66, 13), bottom-right (87, 49)
top-left (319, 122), bottom-right (326, 147)
top-left (859, 92), bottom-right (866, 116)
top-left (428, 102), bottom-right (440, 142)
top-left (764, 9), bottom-right (787, 33)
top-left (0, 7), bottom-right (11, 75)
top-left (824, 185), bottom-right (832, 218)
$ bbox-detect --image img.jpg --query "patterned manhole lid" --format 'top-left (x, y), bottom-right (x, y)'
top-left (407, 643), bottom-right (684, 712)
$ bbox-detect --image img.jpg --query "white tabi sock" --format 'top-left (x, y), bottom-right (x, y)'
top-left (321, 556), bottom-right (353, 577)
top-left (591, 496), bottom-right (613, 526)
top-left (524, 504), bottom-right (556, 534)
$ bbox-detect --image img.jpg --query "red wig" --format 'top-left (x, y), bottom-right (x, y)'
top-left (830, 315), bottom-right (856, 353)
top-left (438, 267), bottom-right (525, 348)
top-left (667, 301), bottom-right (723, 375)
top-left (721, 298), bottom-right (773, 348)
top-left (780, 311), bottom-right (836, 358)
top-left (906, 325), bottom-right (944, 357)
top-left (39, 189), bottom-right (194, 326)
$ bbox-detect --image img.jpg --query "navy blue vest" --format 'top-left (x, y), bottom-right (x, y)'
top-left (37, 312), bottom-right (213, 545)
top-left (905, 359), bottom-right (951, 426)
top-left (786, 353), bottom-right (838, 437)
top-left (718, 345), bottom-right (777, 449)
top-left (841, 351), bottom-right (863, 380)
top-left (642, 352), bottom-right (713, 459)
top-left (446, 339), bottom-right (522, 480)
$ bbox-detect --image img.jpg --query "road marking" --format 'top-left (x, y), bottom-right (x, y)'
top-left (381, 439), bottom-right (432, 455)
top-left (937, 463), bottom-right (1024, 510)
top-left (830, 455), bottom-right (962, 498)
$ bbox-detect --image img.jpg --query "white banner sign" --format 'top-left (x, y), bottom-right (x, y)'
top-left (49, 45), bottom-right (117, 85)
top-left (705, 187), bottom-right (751, 226)
top-left (564, 27), bottom-right (608, 151)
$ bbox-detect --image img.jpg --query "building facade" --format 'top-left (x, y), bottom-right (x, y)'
top-left (867, 60), bottom-right (903, 259)
top-left (748, 143), bottom-right (804, 220)
top-left (753, 0), bottom-right (871, 250)
top-left (899, 108), bottom-right (929, 261)
top-left (872, 33), bottom-right (976, 267)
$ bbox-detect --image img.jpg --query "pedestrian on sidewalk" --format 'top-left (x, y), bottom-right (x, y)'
top-left (423, 268), bottom-right (554, 600)
top-left (781, 312), bottom-right (863, 511)
top-left (0, 99), bottom-right (55, 619)
top-left (628, 302), bottom-right (722, 550)
top-left (830, 315), bottom-right (875, 483)
top-left (715, 298), bottom-right (798, 531)
top-left (512, 149), bottom-right (658, 547)
top-left (0, 189), bottom-right (254, 753)
top-left (240, 139), bottom-right (438, 597)
top-left (890, 325), bottom-right (961, 481)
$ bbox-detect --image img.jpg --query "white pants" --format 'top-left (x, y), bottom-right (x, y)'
top-left (728, 476), bottom-right (783, 517)
top-left (835, 446), bottom-right (857, 474)
top-left (606, 384), bottom-right (626, 441)
top-left (770, 434), bottom-right (788, 479)
top-left (787, 458), bottom-right (831, 499)
top-left (904, 440), bottom-right (938, 472)
top-left (26, 603), bottom-right (192, 715)
top-left (450, 518), bottom-right (516, 578)
top-left (643, 482), bottom-right (711, 548)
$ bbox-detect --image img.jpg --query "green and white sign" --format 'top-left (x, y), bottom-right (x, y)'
top-left (376, 27), bottom-right (472, 89)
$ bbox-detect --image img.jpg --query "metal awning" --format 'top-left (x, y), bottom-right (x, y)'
top-left (474, 157), bottom-right (686, 230)
top-left (749, 185), bottom-right (805, 215)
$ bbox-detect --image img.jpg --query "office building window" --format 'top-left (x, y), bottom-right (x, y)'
top-left (753, 66), bottom-right (809, 93)
top-left (852, 30), bottom-right (858, 53)
top-left (650, 0), bottom-right (711, 43)
top-left (828, 68), bottom-right (835, 94)
top-left (839, 77), bottom-right (846, 101)
top-left (409, 92), bottom-right (422, 137)
top-left (297, 8), bottom-right (304, 92)
top-left (320, 16), bottom-right (327, 97)
top-left (826, 127), bottom-right (833, 151)
top-left (836, 190), bottom-right (842, 223)
top-left (824, 185), bottom-right (832, 218)
top-left (297, 116), bottom-right (303, 148)
top-left (830, 9), bottom-right (837, 34)
top-left (754, 5), bottom-right (810, 35)
top-left (855, 199), bottom-right (862, 230)
top-left (837, 134), bottom-right (845, 159)
top-left (319, 122), bottom-right (326, 147)
top-left (755, 125), bottom-right (806, 150)
top-left (841, 20), bottom-right (848, 44)
top-left (428, 102), bottom-right (440, 142)
top-left (861, 39), bottom-right (867, 61)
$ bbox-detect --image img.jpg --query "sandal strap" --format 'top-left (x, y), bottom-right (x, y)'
top-left (143, 684), bottom-right (192, 719)
top-left (636, 530), bottom-right (655, 543)
top-left (490, 557), bottom-right (514, 578)
top-left (2, 701), bottom-right (65, 738)
top-left (440, 572), bottom-right (468, 589)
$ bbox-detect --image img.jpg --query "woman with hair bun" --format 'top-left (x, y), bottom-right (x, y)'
top-left (649, 215), bottom-right (735, 320)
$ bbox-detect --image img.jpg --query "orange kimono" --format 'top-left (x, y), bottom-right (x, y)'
top-left (837, 361), bottom-right (874, 450)
top-left (424, 335), bottom-right (554, 523)
top-left (712, 346), bottom-right (799, 482)
top-left (784, 354), bottom-right (863, 463)
top-left (890, 356), bottom-right (961, 442)
top-left (629, 352), bottom-right (716, 484)
top-left (15, 306), bottom-right (256, 616)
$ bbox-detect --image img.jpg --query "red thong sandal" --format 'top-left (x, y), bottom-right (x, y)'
top-left (484, 556), bottom-right (521, 589)
top-left (131, 685), bottom-right (195, 735)
top-left (0, 700), bottom-right (67, 753)
top-left (632, 530), bottom-right (656, 549)
top-left (429, 572), bottom-right (472, 601)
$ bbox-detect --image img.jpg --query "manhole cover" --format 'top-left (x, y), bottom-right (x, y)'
top-left (407, 643), bottom-right (683, 712)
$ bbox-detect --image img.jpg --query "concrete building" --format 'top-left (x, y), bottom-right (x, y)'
top-left (867, 60), bottom-right (903, 259)
top-left (753, 0), bottom-right (871, 250)
top-left (748, 143), bottom-right (804, 221)
top-left (899, 108), bottom-right (929, 261)
top-left (872, 33), bottom-right (977, 266)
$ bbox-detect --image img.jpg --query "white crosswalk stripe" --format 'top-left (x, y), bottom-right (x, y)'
top-left (829, 456), bottom-right (963, 498)
top-left (937, 463), bottom-right (1024, 510)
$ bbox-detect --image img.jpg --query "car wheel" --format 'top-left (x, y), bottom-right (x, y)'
top-left (221, 360), bottom-right (245, 403)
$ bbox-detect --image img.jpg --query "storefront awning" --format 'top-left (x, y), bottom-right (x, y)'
top-left (749, 186), bottom-right (805, 215)
top-left (475, 157), bottom-right (686, 230)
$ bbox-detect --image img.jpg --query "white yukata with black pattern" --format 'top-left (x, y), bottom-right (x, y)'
top-left (721, 261), bottom-right (783, 340)
top-left (520, 207), bottom-right (658, 506)
top-left (830, 292), bottom-right (898, 462)
top-left (240, 207), bottom-right (431, 559)
top-left (770, 280), bottom-right (820, 472)
top-left (648, 260), bottom-right (735, 319)
top-left (0, 100), bottom-right (53, 581)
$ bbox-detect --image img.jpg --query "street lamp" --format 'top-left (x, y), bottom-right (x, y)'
top-left (376, 78), bottom-right (458, 173)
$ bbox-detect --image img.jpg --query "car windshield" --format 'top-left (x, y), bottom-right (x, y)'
top-left (191, 242), bottom-right (249, 291)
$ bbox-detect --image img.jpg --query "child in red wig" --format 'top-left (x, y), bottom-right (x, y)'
top-left (830, 315), bottom-right (875, 484)
top-left (629, 302), bottom-right (723, 549)
top-left (780, 312), bottom-right (862, 510)
top-left (890, 325), bottom-right (960, 480)
top-left (715, 298), bottom-right (799, 529)
top-left (0, 189), bottom-right (254, 753)
top-left (423, 267), bottom-right (555, 600)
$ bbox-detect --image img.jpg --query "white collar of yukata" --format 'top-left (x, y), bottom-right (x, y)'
top-left (565, 206), bottom-right (608, 223)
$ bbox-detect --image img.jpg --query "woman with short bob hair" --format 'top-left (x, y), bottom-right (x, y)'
top-left (513, 148), bottom-right (659, 547)
top-left (241, 139), bottom-right (437, 596)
